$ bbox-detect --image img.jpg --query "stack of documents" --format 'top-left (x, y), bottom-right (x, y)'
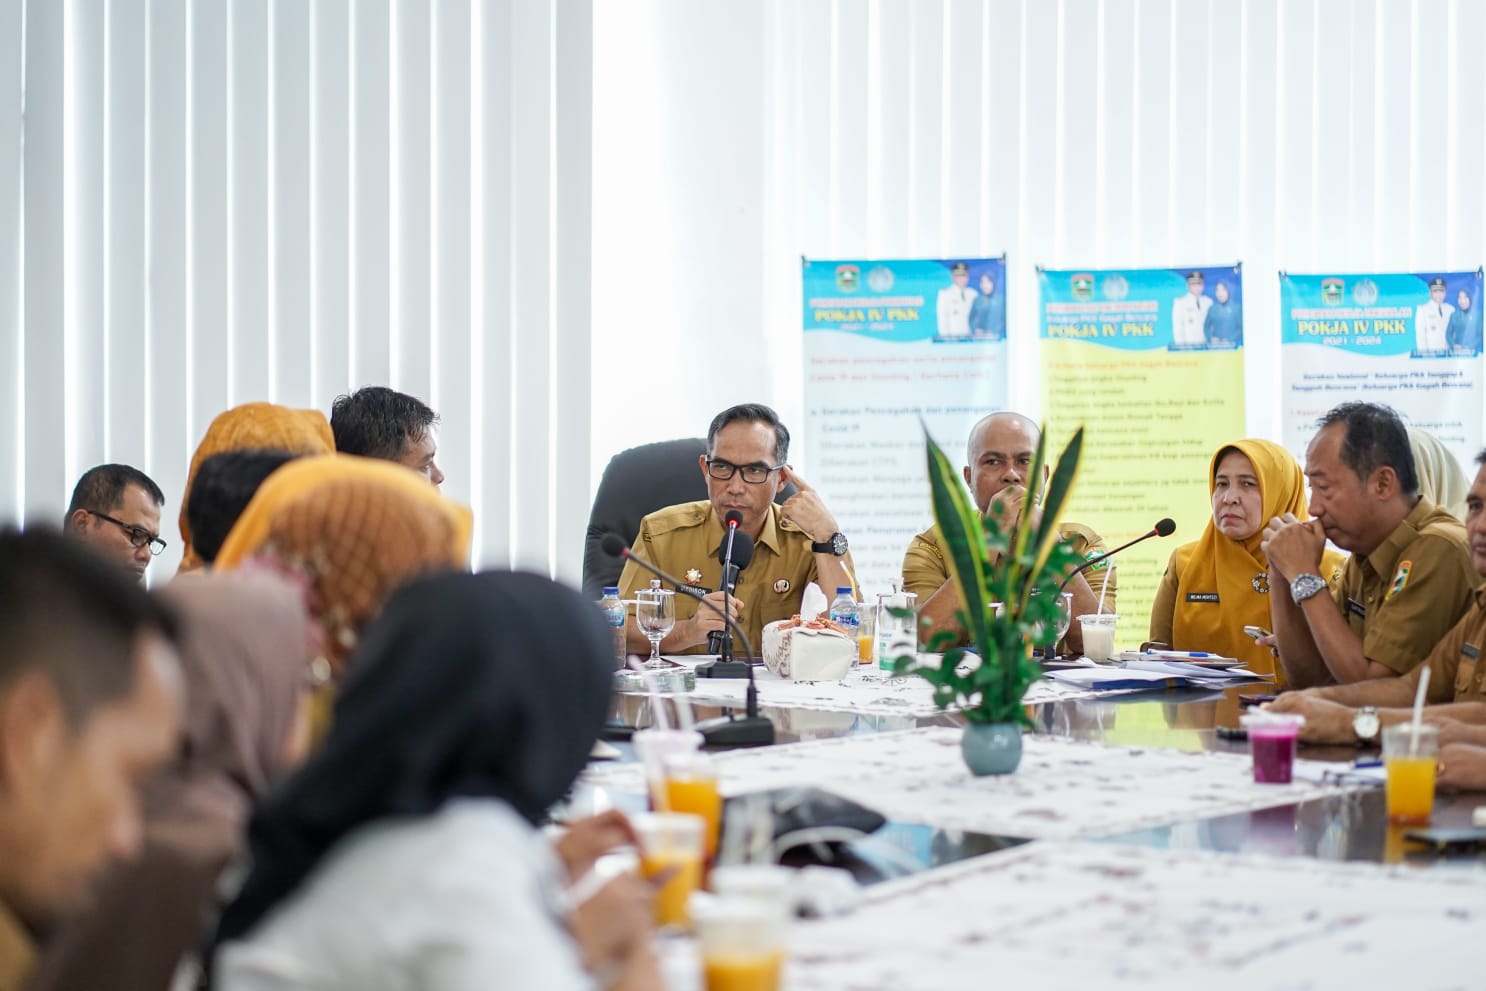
top-left (1045, 656), bottom-right (1268, 691)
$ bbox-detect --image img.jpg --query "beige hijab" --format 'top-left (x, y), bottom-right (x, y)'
top-left (1409, 427), bottom-right (1469, 521)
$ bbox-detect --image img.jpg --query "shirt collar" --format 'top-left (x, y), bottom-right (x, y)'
top-left (708, 504), bottom-right (783, 556)
top-left (1362, 497), bottom-right (1436, 579)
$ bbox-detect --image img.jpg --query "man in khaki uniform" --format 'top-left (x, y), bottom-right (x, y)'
top-left (1264, 401), bottom-right (1476, 689)
top-left (618, 403), bottom-right (856, 656)
top-left (903, 412), bottom-right (1113, 654)
top-left (1269, 450), bottom-right (1486, 788)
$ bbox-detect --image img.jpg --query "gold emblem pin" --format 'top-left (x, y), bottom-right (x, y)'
top-left (773, 579), bottom-right (791, 594)
top-left (685, 568), bottom-right (703, 585)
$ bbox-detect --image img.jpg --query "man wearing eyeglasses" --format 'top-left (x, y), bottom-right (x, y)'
top-left (617, 403), bottom-right (856, 656)
top-left (64, 465), bottom-right (168, 583)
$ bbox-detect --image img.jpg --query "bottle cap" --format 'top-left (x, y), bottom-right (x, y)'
top-left (603, 586), bottom-right (619, 595)
top-left (836, 587), bottom-right (852, 595)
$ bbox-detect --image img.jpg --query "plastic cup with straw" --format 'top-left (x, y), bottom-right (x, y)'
top-left (1382, 666), bottom-right (1439, 824)
top-left (629, 657), bottom-right (702, 813)
top-left (1077, 566), bottom-right (1118, 663)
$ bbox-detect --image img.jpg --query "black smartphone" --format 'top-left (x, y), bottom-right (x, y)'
top-left (1238, 693), bottom-right (1277, 707)
top-left (1215, 725), bottom-right (1248, 741)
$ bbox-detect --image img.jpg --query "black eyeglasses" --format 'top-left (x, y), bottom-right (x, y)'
top-left (706, 458), bottom-right (783, 484)
top-left (88, 510), bottom-right (167, 556)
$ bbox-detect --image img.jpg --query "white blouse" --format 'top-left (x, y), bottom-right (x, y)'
top-left (215, 799), bottom-right (595, 991)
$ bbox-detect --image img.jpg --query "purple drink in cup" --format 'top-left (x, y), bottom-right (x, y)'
top-left (1239, 712), bottom-right (1305, 783)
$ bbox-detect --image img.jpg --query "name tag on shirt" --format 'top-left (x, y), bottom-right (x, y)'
top-left (1462, 643), bottom-right (1480, 661)
top-left (679, 583), bottom-right (712, 598)
top-left (1346, 598), bottom-right (1367, 619)
top-left (1185, 593), bottom-right (1219, 603)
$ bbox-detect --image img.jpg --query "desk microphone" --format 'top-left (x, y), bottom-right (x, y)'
top-left (1058, 517), bottom-right (1175, 592)
top-left (601, 534), bottom-right (775, 747)
top-left (708, 510), bottom-right (748, 662)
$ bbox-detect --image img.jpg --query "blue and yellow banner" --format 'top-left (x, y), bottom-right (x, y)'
top-left (803, 257), bottom-right (1009, 591)
top-left (1038, 265), bottom-right (1247, 649)
top-left (1279, 270), bottom-right (1483, 471)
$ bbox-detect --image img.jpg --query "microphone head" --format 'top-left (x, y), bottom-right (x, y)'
top-left (1154, 518), bottom-right (1176, 537)
top-left (731, 532), bottom-right (755, 571)
top-left (724, 510), bottom-right (743, 529)
top-left (600, 533), bottom-right (629, 558)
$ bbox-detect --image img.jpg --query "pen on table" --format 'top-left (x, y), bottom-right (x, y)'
top-left (1354, 759), bottom-right (1383, 769)
top-left (1148, 650), bottom-right (1218, 658)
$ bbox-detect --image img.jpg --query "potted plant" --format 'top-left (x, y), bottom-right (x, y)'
top-left (888, 423), bottom-right (1084, 775)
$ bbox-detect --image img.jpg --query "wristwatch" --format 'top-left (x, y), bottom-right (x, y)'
top-left (1290, 572), bottom-right (1328, 604)
top-left (1353, 706), bottom-right (1381, 746)
top-left (811, 532), bottom-right (849, 556)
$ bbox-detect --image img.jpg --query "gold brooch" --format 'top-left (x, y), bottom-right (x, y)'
top-left (773, 579), bottom-right (791, 594)
top-left (685, 568), bottom-right (702, 585)
top-left (1251, 571), bottom-right (1270, 594)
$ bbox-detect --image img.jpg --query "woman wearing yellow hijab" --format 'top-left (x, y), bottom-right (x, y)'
top-left (178, 403), bottom-right (337, 572)
top-left (1148, 439), bottom-right (1345, 683)
top-left (215, 455), bottom-right (473, 680)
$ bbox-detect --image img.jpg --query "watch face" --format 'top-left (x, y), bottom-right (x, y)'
top-left (1354, 710), bottom-right (1380, 739)
top-left (831, 533), bottom-right (849, 555)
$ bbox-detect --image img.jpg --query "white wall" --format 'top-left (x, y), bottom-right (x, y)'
top-left (591, 0), bottom-right (1486, 495)
top-left (0, 0), bottom-right (593, 582)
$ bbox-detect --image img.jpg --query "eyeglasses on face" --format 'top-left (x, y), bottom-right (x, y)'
top-left (705, 458), bottom-right (783, 484)
top-left (89, 510), bottom-right (167, 555)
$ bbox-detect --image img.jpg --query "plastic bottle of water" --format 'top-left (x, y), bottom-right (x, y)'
top-left (599, 586), bottom-right (627, 670)
top-left (828, 586), bottom-right (860, 638)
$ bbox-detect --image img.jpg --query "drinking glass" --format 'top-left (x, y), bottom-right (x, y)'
top-left (1053, 591), bottom-right (1074, 643)
top-left (635, 585), bottom-right (676, 668)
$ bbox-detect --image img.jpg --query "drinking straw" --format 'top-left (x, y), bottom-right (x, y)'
top-left (1409, 666), bottom-right (1431, 757)
top-left (674, 690), bottom-right (696, 732)
top-left (1096, 566), bottom-right (1114, 615)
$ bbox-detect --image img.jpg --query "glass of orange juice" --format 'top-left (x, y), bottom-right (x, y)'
top-left (663, 751), bottom-right (722, 862)
top-left (693, 893), bottom-right (786, 991)
top-left (633, 728), bottom-right (703, 812)
top-left (856, 608), bottom-right (876, 664)
top-left (1382, 723), bottom-right (1439, 824)
top-left (632, 812), bottom-right (705, 930)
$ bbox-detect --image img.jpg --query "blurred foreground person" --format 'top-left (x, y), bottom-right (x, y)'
top-left (0, 529), bottom-right (182, 990)
top-left (30, 572), bottom-right (313, 991)
top-left (212, 572), bottom-right (663, 991)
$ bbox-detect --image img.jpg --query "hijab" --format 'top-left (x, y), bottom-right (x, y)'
top-left (1409, 427), bottom-right (1469, 521)
top-left (146, 573), bottom-right (313, 848)
top-left (177, 403), bottom-right (336, 572)
top-left (214, 454), bottom-right (473, 674)
top-left (27, 572), bottom-right (312, 991)
top-left (1169, 438), bottom-right (1345, 681)
top-left (212, 570), bottom-right (614, 949)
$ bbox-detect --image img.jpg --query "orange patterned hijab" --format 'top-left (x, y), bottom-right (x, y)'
top-left (214, 455), bottom-right (473, 675)
top-left (178, 403), bottom-right (336, 572)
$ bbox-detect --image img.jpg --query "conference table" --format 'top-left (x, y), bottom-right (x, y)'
top-left (586, 662), bottom-right (1486, 989)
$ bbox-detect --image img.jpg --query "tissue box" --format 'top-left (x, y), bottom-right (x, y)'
top-left (762, 619), bottom-right (856, 682)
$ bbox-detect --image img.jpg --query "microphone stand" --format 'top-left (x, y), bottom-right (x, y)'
top-left (1049, 519), bottom-right (1174, 661)
top-left (703, 522), bottom-right (741, 670)
top-left (612, 543), bottom-right (774, 747)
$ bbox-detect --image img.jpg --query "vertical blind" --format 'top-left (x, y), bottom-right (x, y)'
top-left (0, 0), bottom-right (593, 582)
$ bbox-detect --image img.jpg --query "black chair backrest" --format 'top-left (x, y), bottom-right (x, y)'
top-left (581, 437), bottom-right (798, 599)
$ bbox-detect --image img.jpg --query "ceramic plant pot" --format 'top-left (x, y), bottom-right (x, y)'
top-left (960, 721), bottom-right (1023, 776)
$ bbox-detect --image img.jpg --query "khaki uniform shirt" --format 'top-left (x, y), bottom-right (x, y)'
top-left (618, 500), bottom-right (842, 656)
top-left (0, 899), bottom-right (36, 991)
top-left (1331, 498), bottom-right (1476, 674)
top-left (1406, 584), bottom-right (1486, 705)
top-left (902, 520), bottom-right (1114, 648)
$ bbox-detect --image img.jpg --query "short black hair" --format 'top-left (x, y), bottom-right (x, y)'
top-left (330, 386), bottom-right (439, 462)
top-left (187, 449), bottom-right (301, 564)
top-left (0, 528), bottom-right (179, 727)
top-left (706, 403), bottom-right (790, 464)
top-left (1317, 402), bottom-right (1418, 496)
top-left (66, 464), bottom-right (166, 525)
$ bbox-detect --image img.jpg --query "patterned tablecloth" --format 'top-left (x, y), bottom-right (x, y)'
top-left (583, 726), bottom-right (1369, 841)
top-left (634, 665), bottom-right (1141, 719)
top-left (781, 841), bottom-right (1486, 989)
